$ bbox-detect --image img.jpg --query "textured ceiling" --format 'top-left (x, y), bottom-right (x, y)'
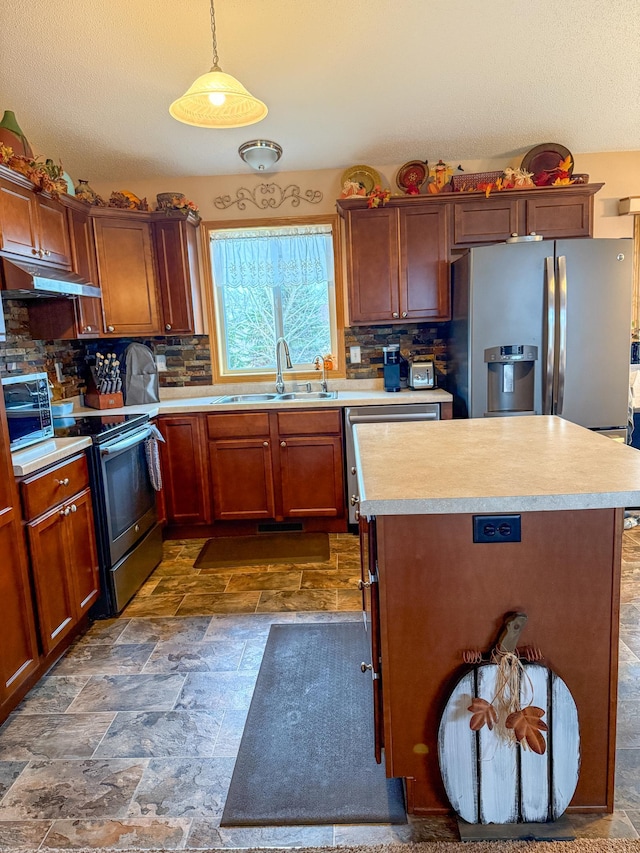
top-left (1, 0), bottom-right (639, 183)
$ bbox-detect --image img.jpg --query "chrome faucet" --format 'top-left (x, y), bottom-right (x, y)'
top-left (275, 337), bottom-right (292, 394)
top-left (314, 355), bottom-right (328, 393)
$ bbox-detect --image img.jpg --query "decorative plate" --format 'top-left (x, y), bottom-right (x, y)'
top-left (396, 160), bottom-right (429, 192)
top-left (340, 164), bottom-right (382, 195)
top-left (521, 143), bottom-right (574, 176)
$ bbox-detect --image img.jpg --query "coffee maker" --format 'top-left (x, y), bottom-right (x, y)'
top-left (383, 344), bottom-right (402, 392)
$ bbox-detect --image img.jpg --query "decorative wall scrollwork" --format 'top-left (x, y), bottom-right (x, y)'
top-left (214, 183), bottom-right (323, 211)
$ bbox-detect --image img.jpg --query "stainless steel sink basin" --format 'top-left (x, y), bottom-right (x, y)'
top-left (277, 391), bottom-right (338, 401)
top-left (213, 393), bottom-right (280, 404)
top-left (212, 390), bottom-right (338, 404)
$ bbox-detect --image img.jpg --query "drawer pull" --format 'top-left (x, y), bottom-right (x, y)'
top-left (360, 662), bottom-right (373, 673)
top-left (69, 504), bottom-right (77, 513)
top-left (357, 579), bottom-right (371, 590)
top-left (59, 506), bottom-right (71, 517)
top-left (55, 478), bottom-right (70, 487)
top-left (350, 494), bottom-right (360, 506)
top-left (280, 441), bottom-right (287, 447)
top-left (263, 441), bottom-right (269, 447)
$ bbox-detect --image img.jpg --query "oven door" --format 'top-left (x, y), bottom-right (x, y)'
top-left (99, 426), bottom-right (157, 565)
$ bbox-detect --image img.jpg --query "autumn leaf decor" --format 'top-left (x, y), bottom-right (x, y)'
top-left (468, 697), bottom-right (498, 731)
top-left (506, 706), bottom-right (549, 754)
top-left (367, 185), bottom-right (391, 208)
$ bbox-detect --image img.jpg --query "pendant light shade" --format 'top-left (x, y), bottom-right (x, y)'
top-left (169, 0), bottom-right (267, 129)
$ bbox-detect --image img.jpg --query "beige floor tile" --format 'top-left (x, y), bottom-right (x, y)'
top-left (175, 592), bottom-right (260, 616)
top-left (123, 594), bottom-right (183, 617)
top-left (225, 571), bottom-right (302, 592)
top-left (301, 568), bottom-right (360, 590)
top-left (256, 589), bottom-right (337, 612)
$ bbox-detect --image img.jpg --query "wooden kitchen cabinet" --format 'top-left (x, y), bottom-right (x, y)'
top-left (0, 167), bottom-right (71, 267)
top-left (341, 202), bottom-right (449, 324)
top-left (22, 454), bottom-right (99, 656)
top-left (206, 409), bottom-right (346, 525)
top-left (92, 211), bottom-right (162, 337)
top-left (153, 215), bottom-right (204, 335)
top-left (157, 415), bottom-right (211, 525)
top-left (0, 392), bottom-right (39, 718)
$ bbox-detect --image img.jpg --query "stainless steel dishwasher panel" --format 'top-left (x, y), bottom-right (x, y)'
top-left (345, 403), bottom-right (441, 523)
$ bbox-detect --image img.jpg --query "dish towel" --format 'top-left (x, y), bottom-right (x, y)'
top-left (144, 424), bottom-right (165, 491)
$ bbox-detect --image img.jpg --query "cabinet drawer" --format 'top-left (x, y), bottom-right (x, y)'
top-left (276, 409), bottom-right (342, 436)
top-left (21, 454), bottom-right (89, 520)
top-left (207, 412), bottom-right (270, 440)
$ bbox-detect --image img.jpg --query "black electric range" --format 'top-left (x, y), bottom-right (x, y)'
top-left (53, 412), bottom-right (149, 444)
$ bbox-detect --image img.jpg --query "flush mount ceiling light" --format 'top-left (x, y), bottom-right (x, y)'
top-left (169, 0), bottom-right (267, 129)
top-left (239, 139), bottom-right (283, 171)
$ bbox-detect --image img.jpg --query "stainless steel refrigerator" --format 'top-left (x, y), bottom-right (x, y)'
top-left (448, 238), bottom-right (633, 439)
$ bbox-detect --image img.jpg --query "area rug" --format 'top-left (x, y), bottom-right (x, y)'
top-left (43, 839), bottom-right (640, 852)
top-left (193, 531), bottom-right (330, 569)
top-left (220, 622), bottom-right (406, 825)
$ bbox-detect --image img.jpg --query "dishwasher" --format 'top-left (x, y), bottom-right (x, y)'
top-left (344, 403), bottom-right (441, 524)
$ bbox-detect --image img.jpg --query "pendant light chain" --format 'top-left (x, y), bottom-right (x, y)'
top-left (210, 0), bottom-right (220, 70)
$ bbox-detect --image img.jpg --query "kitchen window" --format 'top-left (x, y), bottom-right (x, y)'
top-left (206, 216), bottom-right (344, 381)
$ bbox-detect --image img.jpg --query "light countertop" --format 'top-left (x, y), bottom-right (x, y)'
top-left (354, 415), bottom-right (640, 515)
top-left (12, 437), bottom-right (93, 477)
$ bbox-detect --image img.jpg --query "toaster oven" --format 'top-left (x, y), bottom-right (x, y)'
top-left (1, 372), bottom-right (54, 451)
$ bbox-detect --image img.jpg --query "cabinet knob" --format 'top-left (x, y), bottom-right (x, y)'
top-left (360, 662), bottom-right (373, 673)
top-left (401, 311), bottom-right (407, 318)
top-left (280, 440), bottom-right (287, 447)
top-left (59, 506), bottom-right (71, 517)
top-left (85, 325), bottom-right (92, 332)
top-left (165, 324), bottom-right (172, 331)
top-left (351, 466), bottom-right (357, 475)
top-left (392, 312), bottom-right (399, 319)
top-left (44, 250), bottom-right (51, 256)
top-left (357, 579), bottom-right (371, 590)
top-left (263, 441), bottom-right (269, 447)
top-left (70, 504), bottom-right (77, 513)
top-left (350, 494), bottom-right (360, 506)
top-left (31, 248), bottom-right (38, 255)
top-left (107, 325), bottom-right (115, 332)
top-left (55, 477), bottom-right (70, 487)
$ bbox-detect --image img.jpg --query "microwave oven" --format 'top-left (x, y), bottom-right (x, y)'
top-left (1, 372), bottom-right (54, 451)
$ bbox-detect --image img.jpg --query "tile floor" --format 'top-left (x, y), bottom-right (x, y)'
top-left (0, 530), bottom-right (638, 850)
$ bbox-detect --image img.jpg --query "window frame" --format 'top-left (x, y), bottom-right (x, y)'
top-left (201, 213), bottom-right (345, 384)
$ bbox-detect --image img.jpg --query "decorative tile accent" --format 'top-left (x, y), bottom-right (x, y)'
top-left (345, 322), bottom-right (450, 381)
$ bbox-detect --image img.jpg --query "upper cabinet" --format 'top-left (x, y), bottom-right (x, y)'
top-left (92, 211), bottom-right (162, 337)
top-left (341, 203), bottom-right (449, 324)
top-left (338, 184), bottom-right (602, 325)
top-left (0, 169), bottom-right (71, 268)
top-left (153, 215), bottom-right (204, 335)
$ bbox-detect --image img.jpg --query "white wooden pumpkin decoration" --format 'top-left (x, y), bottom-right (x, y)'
top-left (437, 614), bottom-right (580, 825)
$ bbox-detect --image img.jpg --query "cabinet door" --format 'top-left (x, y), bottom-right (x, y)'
top-left (524, 191), bottom-right (592, 239)
top-left (209, 439), bottom-right (275, 520)
top-left (0, 397), bottom-right (39, 705)
top-left (452, 197), bottom-right (520, 245)
top-left (68, 205), bottom-right (103, 337)
top-left (27, 509), bottom-right (76, 655)
top-left (278, 435), bottom-right (345, 518)
top-left (66, 488), bottom-right (100, 615)
top-left (0, 177), bottom-right (39, 259)
top-left (93, 216), bottom-right (161, 336)
top-left (399, 205), bottom-right (450, 320)
top-left (359, 517), bottom-right (383, 764)
top-left (153, 218), bottom-right (203, 335)
top-left (158, 416), bottom-right (211, 525)
top-left (346, 208), bottom-right (400, 323)
top-left (36, 196), bottom-right (71, 267)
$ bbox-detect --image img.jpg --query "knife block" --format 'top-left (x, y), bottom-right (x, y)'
top-left (84, 367), bottom-right (124, 409)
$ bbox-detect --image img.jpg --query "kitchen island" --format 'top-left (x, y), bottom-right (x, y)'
top-left (353, 415), bottom-right (640, 817)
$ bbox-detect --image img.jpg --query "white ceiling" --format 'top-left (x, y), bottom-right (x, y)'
top-left (1, 0), bottom-right (639, 184)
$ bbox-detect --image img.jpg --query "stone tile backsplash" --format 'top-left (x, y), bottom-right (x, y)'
top-left (0, 300), bottom-right (449, 391)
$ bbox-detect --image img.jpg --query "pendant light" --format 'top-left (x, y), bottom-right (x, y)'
top-left (239, 140), bottom-right (282, 171)
top-left (169, 0), bottom-right (267, 129)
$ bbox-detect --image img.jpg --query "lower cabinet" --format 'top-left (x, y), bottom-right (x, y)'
top-left (206, 409), bottom-right (346, 524)
top-left (157, 416), bottom-right (211, 525)
top-left (21, 455), bottom-right (99, 656)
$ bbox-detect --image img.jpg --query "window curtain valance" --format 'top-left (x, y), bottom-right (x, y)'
top-left (210, 225), bottom-right (332, 290)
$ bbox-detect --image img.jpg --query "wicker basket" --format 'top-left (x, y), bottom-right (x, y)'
top-left (451, 171), bottom-right (504, 192)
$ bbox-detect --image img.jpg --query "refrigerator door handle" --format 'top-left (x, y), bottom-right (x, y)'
top-left (556, 255), bottom-right (568, 415)
top-left (544, 256), bottom-right (556, 415)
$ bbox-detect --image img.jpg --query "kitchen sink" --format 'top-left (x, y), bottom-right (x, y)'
top-left (212, 390), bottom-right (338, 404)
top-left (212, 393), bottom-right (280, 404)
top-left (276, 391), bottom-right (338, 400)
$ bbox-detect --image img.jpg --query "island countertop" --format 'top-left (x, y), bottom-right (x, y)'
top-left (354, 414), bottom-right (640, 515)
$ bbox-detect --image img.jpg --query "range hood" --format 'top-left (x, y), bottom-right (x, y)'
top-left (0, 258), bottom-right (101, 299)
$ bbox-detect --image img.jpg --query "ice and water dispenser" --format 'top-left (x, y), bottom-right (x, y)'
top-left (484, 344), bottom-right (538, 415)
